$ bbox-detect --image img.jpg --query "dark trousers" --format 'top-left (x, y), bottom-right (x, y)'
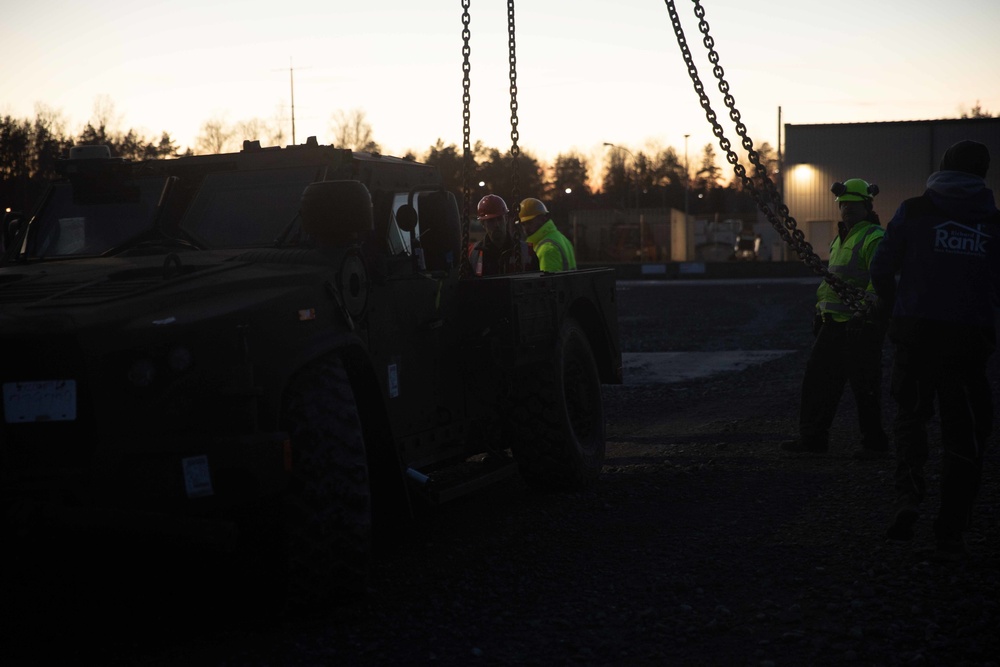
top-left (889, 318), bottom-right (994, 540)
top-left (799, 319), bottom-right (888, 448)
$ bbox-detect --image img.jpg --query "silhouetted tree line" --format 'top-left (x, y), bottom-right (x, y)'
top-left (415, 138), bottom-right (780, 232)
top-left (1, 105), bottom-right (779, 229)
top-left (0, 108), bottom-right (186, 216)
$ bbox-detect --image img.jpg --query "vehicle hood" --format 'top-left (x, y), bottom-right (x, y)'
top-left (0, 249), bottom-right (331, 334)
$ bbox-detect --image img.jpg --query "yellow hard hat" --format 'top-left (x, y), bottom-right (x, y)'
top-left (518, 197), bottom-right (549, 223)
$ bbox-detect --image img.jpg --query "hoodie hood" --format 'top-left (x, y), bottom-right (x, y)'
top-left (925, 170), bottom-right (998, 223)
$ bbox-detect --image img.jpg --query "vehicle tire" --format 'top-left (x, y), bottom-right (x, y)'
top-left (509, 317), bottom-right (605, 490)
top-left (279, 356), bottom-right (372, 610)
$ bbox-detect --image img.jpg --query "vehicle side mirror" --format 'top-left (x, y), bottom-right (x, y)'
top-left (415, 191), bottom-right (461, 271)
top-left (396, 204), bottom-right (418, 233)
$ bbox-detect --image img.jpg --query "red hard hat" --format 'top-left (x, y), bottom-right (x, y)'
top-left (476, 194), bottom-right (508, 221)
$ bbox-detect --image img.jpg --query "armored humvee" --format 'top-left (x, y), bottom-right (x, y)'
top-left (0, 139), bottom-right (621, 609)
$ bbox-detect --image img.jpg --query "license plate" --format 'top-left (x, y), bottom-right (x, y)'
top-left (3, 380), bottom-right (77, 423)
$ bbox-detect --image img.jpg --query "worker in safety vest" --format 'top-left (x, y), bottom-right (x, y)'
top-left (468, 194), bottom-right (537, 276)
top-left (781, 178), bottom-right (889, 459)
top-left (517, 198), bottom-right (577, 272)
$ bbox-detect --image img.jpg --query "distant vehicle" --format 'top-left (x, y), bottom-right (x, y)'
top-left (0, 139), bottom-right (621, 611)
top-left (733, 229), bottom-right (761, 261)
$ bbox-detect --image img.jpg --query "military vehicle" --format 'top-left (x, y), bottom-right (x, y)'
top-left (0, 139), bottom-right (621, 609)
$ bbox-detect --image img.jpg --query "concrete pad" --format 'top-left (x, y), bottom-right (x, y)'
top-left (622, 351), bottom-right (795, 385)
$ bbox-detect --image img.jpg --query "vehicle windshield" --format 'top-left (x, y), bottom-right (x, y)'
top-left (180, 167), bottom-right (321, 247)
top-left (24, 177), bottom-right (167, 259)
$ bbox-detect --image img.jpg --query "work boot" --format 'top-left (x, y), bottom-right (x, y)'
top-left (886, 496), bottom-right (919, 541)
top-left (780, 439), bottom-right (828, 453)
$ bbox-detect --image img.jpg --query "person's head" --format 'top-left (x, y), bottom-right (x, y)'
top-left (477, 194), bottom-right (510, 245)
top-left (517, 197), bottom-right (549, 235)
top-left (940, 140), bottom-right (990, 178)
top-left (831, 178), bottom-right (878, 227)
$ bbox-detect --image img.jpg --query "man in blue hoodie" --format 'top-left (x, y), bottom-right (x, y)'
top-left (871, 140), bottom-right (1000, 558)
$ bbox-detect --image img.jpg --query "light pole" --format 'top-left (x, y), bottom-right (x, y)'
top-left (684, 134), bottom-right (691, 223)
top-left (603, 142), bottom-right (640, 212)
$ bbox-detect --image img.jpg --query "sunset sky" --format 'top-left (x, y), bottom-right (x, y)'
top-left (5, 0), bottom-right (1000, 175)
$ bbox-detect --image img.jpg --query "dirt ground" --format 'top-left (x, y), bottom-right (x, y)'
top-left (5, 278), bottom-right (999, 666)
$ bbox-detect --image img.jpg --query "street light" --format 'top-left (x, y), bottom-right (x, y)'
top-left (603, 142), bottom-right (640, 212)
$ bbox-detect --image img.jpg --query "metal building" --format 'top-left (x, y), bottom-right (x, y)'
top-left (782, 118), bottom-right (1000, 259)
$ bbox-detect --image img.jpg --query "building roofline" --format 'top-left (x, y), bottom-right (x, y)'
top-left (785, 117), bottom-right (1000, 130)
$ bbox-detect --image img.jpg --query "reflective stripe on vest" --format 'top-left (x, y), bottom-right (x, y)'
top-left (817, 223), bottom-right (882, 316)
top-left (469, 246), bottom-right (485, 276)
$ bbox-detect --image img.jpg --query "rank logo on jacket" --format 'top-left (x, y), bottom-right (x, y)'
top-left (934, 220), bottom-right (990, 256)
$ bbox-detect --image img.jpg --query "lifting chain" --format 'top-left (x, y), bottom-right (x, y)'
top-left (507, 0), bottom-right (524, 271)
top-left (664, 0), bottom-right (872, 316)
top-left (459, 0), bottom-right (474, 279)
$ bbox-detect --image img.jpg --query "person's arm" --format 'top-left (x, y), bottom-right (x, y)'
top-left (535, 242), bottom-right (564, 272)
top-left (869, 204), bottom-right (908, 314)
top-left (987, 210), bottom-right (1000, 309)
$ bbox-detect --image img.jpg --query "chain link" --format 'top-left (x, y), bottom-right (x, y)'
top-left (507, 0), bottom-right (523, 272)
top-left (664, 0), bottom-right (871, 315)
top-left (459, 0), bottom-right (473, 278)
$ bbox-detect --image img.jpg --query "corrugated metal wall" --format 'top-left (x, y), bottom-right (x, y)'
top-left (783, 118), bottom-right (1000, 259)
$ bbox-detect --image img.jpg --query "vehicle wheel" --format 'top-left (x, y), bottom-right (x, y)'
top-left (278, 356), bottom-right (371, 609)
top-left (509, 317), bottom-right (605, 490)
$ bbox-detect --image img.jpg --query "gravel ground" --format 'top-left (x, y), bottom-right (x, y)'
top-left (4, 279), bottom-right (999, 666)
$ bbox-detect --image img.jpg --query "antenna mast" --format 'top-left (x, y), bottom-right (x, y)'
top-left (289, 57), bottom-right (296, 145)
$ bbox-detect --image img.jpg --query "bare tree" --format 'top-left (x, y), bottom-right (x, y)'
top-left (195, 116), bottom-right (236, 154)
top-left (89, 94), bottom-right (124, 136)
top-left (267, 105), bottom-right (289, 146)
top-left (329, 108), bottom-right (380, 152)
top-left (31, 104), bottom-right (71, 178)
top-left (234, 117), bottom-right (285, 148)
